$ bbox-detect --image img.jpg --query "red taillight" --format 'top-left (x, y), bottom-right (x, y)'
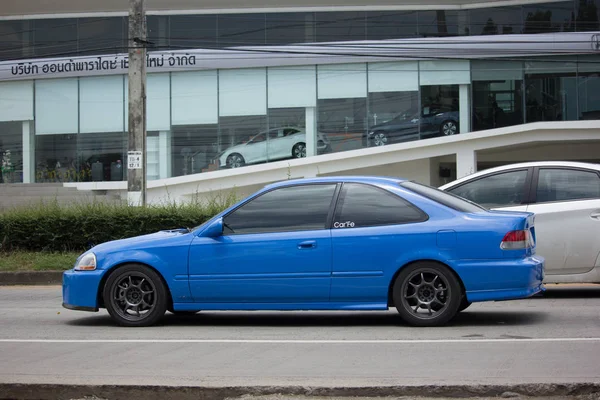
top-left (501, 230), bottom-right (530, 250)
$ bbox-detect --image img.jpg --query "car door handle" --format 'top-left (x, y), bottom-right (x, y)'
top-left (591, 212), bottom-right (600, 220)
top-left (298, 240), bottom-right (317, 249)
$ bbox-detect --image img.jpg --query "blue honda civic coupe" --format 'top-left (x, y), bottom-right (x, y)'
top-left (63, 176), bottom-right (544, 327)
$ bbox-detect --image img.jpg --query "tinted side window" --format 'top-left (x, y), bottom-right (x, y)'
top-left (447, 170), bottom-right (528, 208)
top-left (224, 184), bottom-right (337, 235)
top-left (333, 183), bottom-right (427, 228)
top-left (537, 169), bottom-right (600, 203)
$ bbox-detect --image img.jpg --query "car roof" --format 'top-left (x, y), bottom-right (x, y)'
top-left (439, 161), bottom-right (600, 189)
top-left (264, 176), bottom-right (407, 189)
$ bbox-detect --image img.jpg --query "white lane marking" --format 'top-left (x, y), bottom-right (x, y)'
top-left (0, 338), bottom-right (599, 344)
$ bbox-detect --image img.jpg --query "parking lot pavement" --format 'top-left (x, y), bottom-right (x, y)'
top-left (0, 284), bottom-right (599, 390)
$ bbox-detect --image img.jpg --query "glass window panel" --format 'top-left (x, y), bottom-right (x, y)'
top-left (334, 183), bottom-right (427, 228)
top-left (78, 132), bottom-right (125, 182)
top-left (219, 68), bottom-right (267, 117)
top-left (318, 63), bottom-right (367, 100)
top-left (420, 85), bottom-right (460, 138)
top-left (171, 70), bottom-right (219, 125)
top-left (77, 17), bottom-right (126, 55)
top-left (224, 184), bottom-right (337, 235)
top-left (315, 11), bottom-right (366, 42)
top-left (366, 11), bottom-right (419, 40)
top-left (368, 62), bottom-right (418, 93)
top-left (218, 14), bottom-right (266, 47)
top-left (0, 20), bottom-right (32, 61)
top-left (537, 168), bottom-right (600, 202)
top-left (418, 11), bottom-right (459, 37)
top-left (218, 115), bottom-right (267, 169)
top-left (35, 134), bottom-right (77, 183)
top-left (79, 76), bottom-right (124, 133)
top-left (169, 15), bottom-right (217, 49)
top-left (367, 91), bottom-right (419, 147)
top-left (576, 0), bottom-right (600, 31)
top-left (268, 66), bottom-right (316, 108)
top-left (318, 98), bottom-right (366, 154)
top-left (0, 121), bottom-right (24, 183)
top-left (446, 169), bottom-right (529, 208)
top-left (147, 73), bottom-right (171, 131)
top-left (525, 60), bottom-right (578, 122)
top-left (35, 78), bottom-right (78, 135)
top-left (578, 58), bottom-right (600, 120)
top-left (266, 13), bottom-right (316, 45)
top-left (523, 1), bottom-right (575, 33)
top-left (172, 124), bottom-right (219, 177)
top-left (34, 18), bottom-right (78, 58)
top-left (469, 6), bottom-right (522, 35)
top-left (0, 81), bottom-right (34, 122)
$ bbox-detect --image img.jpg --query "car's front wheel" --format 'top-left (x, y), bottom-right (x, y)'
top-left (226, 153), bottom-right (245, 168)
top-left (292, 142), bottom-right (306, 158)
top-left (392, 262), bottom-right (461, 327)
top-left (103, 264), bottom-right (168, 327)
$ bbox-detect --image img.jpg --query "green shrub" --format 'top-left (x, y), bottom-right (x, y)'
top-left (0, 192), bottom-right (239, 253)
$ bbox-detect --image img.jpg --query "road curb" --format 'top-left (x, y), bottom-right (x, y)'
top-left (0, 383), bottom-right (599, 400)
top-left (0, 271), bottom-right (62, 286)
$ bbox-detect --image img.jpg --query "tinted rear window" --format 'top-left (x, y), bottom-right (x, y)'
top-left (401, 181), bottom-right (487, 213)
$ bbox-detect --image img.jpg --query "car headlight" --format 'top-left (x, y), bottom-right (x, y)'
top-left (74, 253), bottom-right (97, 271)
top-left (368, 131), bottom-right (375, 136)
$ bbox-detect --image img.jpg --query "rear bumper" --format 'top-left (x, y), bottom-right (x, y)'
top-left (457, 256), bottom-right (545, 303)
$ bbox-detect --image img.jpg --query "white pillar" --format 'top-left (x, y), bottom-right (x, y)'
top-left (158, 130), bottom-right (171, 179)
top-left (305, 107), bottom-right (317, 157)
top-left (22, 121), bottom-right (34, 183)
top-left (456, 148), bottom-right (477, 179)
top-left (459, 84), bottom-right (471, 134)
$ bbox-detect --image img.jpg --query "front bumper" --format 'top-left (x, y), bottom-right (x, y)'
top-left (62, 269), bottom-right (105, 312)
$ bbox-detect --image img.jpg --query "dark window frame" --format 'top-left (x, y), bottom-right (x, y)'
top-left (530, 166), bottom-right (600, 204)
top-left (444, 167), bottom-right (535, 206)
top-left (222, 182), bottom-right (341, 236)
top-left (330, 182), bottom-right (429, 229)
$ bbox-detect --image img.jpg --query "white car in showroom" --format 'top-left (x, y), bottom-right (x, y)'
top-left (219, 127), bottom-right (331, 169)
top-left (440, 161), bottom-right (600, 284)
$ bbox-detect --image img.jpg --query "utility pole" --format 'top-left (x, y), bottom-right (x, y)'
top-left (127, 0), bottom-right (147, 206)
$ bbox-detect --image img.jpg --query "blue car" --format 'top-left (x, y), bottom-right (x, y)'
top-left (63, 176), bottom-right (544, 327)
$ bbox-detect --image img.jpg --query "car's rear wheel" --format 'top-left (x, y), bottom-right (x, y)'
top-left (226, 153), bottom-right (245, 168)
top-left (292, 142), bottom-right (306, 158)
top-left (440, 120), bottom-right (458, 136)
top-left (371, 131), bottom-right (388, 146)
top-left (392, 262), bottom-right (461, 327)
top-left (103, 264), bottom-right (168, 327)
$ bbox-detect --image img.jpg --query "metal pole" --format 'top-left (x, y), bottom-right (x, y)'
top-left (127, 0), bottom-right (147, 206)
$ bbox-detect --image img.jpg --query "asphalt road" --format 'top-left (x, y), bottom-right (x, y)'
top-left (0, 284), bottom-right (599, 389)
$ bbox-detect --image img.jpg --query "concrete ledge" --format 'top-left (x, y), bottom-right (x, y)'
top-left (0, 271), bottom-right (63, 286)
top-left (0, 383), bottom-right (599, 400)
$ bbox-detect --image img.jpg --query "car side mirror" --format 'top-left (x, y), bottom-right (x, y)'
top-left (202, 217), bottom-right (223, 238)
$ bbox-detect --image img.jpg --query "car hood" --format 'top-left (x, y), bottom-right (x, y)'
top-left (91, 229), bottom-right (193, 254)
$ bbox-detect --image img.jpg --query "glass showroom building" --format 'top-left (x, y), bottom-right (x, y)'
top-left (0, 0), bottom-right (599, 184)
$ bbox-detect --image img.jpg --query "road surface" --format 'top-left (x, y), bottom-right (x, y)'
top-left (0, 284), bottom-right (599, 389)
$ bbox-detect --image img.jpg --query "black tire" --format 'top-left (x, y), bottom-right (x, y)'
top-left (392, 261), bottom-right (462, 327)
top-left (292, 142), bottom-right (306, 158)
top-left (226, 153), bottom-right (245, 168)
top-left (103, 264), bottom-right (168, 327)
top-left (440, 120), bottom-right (458, 136)
top-left (457, 297), bottom-right (471, 313)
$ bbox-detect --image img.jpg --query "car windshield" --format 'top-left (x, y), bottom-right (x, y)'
top-left (401, 181), bottom-right (487, 213)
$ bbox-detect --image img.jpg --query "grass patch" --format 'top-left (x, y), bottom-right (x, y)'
top-left (0, 251), bottom-right (80, 272)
